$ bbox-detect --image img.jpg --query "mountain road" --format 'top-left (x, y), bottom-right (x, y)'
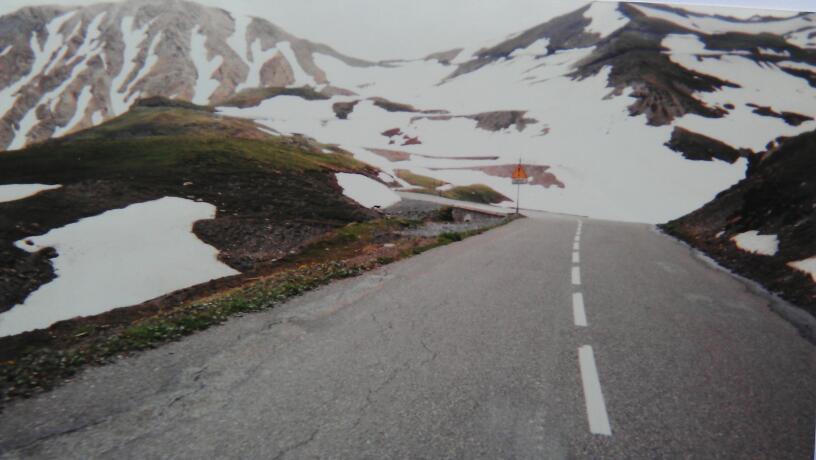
top-left (1, 208), bottom-right (814, 458)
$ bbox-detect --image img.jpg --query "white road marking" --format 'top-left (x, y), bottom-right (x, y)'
top-left (572, 266), bottom-right (581, 285)
top-left (573, 242), bottom-right (580, 251)
top-left (573, 293), bottom-right (587, 327)
top-left (579, 345), bottom-right (612, 436)
top-left (572, 251), bottom-right (580, 264)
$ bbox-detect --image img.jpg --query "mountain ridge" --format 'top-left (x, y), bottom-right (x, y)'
top-left (0, 0), bottom-right (372, 150)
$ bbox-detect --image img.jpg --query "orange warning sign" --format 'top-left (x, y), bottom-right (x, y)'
top-left (512, 164), bottom-right (528, 184)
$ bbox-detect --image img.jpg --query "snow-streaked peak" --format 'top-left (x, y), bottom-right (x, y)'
top-left (0, 0), bottom-right (370, 150)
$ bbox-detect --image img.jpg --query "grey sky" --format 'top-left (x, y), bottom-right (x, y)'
top-left (0, 0), bottom-right (811, 60)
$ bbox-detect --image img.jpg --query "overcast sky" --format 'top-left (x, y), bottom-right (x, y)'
top-left (0, 0), bottom-right (812, 60)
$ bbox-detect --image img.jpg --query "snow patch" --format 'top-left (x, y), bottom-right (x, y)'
top-left (731, 230), bottom-right (779, 256)
top-left (226, 14), bottom-right (252, 64)
top-left (0, 184), bottom-right (62, 203)
top-left (510, 38), bottom-right (550, 58)
top-left (0, 197), bottom-right (238, 337)
top-left (43, 21), bottom-right (81, 76)
top-left (190, 25), bottom-right (224, 105)
top-left (335, 173), bottom-right (401, 208)
top-left (758, 48), bottom-right (790, 58)
top-left (663, 34), bottom-right (816, 152)
top-left (123, 31), bottom-right (163, 104)
top-left (633, 3), bottom-right (815, 35)
top-left (788, 257), bottom-right (816, 282)
top-left (110, 16), bottom-right (151, 116)
top-left (584, 2), bottom-right (629, 39)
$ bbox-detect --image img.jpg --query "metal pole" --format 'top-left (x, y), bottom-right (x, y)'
top-left (516, 183), bottom-right (520, 215)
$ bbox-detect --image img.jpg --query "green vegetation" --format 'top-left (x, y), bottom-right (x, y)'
top-left (441, 184), bottom-right (510, 204)
top-left (437, 231), bottom-right (463, 243)
top-left (394, 169), bottom-right (446, 189)
top-left (0, 106), bottom-right (368, 184)
top-left (412, 184), bottom-right (509, 205)
top-left (221, 86), bottom-right (328, 108)
top-left (392, 170), bottom-right (507, 206)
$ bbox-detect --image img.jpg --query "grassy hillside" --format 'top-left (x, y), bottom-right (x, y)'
top-left (0, 98), bottom-right (378, 313)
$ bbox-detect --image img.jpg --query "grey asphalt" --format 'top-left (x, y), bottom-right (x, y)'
top-left (1, 211), bottom-right (814, 459)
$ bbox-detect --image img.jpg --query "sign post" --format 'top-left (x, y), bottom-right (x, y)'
top-left (511, 162), bottom-right (528, 215)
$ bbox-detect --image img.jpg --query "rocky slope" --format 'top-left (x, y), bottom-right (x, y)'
top-left (0, 0), bottom-right (370, 150)
top-left (662, 129), bottom-right (816, 316)
top-left (452, 2), bottom-right (816, 126)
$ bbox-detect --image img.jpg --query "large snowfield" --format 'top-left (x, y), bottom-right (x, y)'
top-left (0, 197), bottom-right (239, 337)
top-left (213, 3), bottom-right (815, 224)
top-left (219, 32), bottom-right (755, 223)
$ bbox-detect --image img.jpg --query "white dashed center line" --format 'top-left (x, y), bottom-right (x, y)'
top-left (572, 266), bottom-right (581, 285)
top-left (573, 292), bottom-right (587, 327)
top-left (578, 345), bottom-right (612, 436)
top-left (573, 242), bottom-right (580, 251)
top-left (572, 251), bottom-right (580, 264)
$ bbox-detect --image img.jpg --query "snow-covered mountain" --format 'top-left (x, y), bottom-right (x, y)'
top-left (0, 0), bottom-right (369, 150)
top-left (2, 0), bottom-right (816, 223)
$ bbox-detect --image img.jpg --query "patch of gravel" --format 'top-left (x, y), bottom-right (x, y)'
top-left (385, 199), bottom-right (506, 237)
top-left (401, 221), bottom-right (499, 238)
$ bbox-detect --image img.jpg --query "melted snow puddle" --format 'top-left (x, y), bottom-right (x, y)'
top-left (0, 197), bottom-right (239, 337)
top-left (0, 184), bottom-right (62, 203)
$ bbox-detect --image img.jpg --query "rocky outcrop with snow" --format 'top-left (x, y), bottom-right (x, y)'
top-left (0, 0), bottom-right (369, 150)
top-left (662, 128), bottom-right (816, 314)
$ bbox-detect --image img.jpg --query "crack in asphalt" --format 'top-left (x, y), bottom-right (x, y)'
top-left (271, 428), bottom-right (320, 460)
top-left (12, 417), bottom-right (108, 454)
top-left (350, 362), bottom-right (406, 431)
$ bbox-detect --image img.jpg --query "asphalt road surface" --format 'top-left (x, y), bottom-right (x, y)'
top-left (2, 208), bottom-right (815, 458)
